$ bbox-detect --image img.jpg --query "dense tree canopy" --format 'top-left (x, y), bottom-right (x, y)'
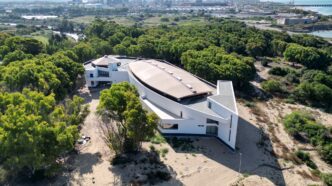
top-left (0, 89), bottom-right (86, 176)
top-left (181, 46), bottom-right (256, 87)
top-left (0, 53), bottom-right (83, 100)
top-left (4, 36), bottom-right (44, 55)
top-left (284, 44), bottom-right (330, 69)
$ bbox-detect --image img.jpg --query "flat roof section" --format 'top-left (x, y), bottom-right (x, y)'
top-left (142, 99), bottom-right (181, 120)
top-left (129, 60), bottom-right (213, 100)
top-left (209, 81), bottom-right (237, 114)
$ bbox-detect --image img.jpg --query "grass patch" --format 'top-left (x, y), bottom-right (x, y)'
top-left (111, 17), bottom-right (136, 26)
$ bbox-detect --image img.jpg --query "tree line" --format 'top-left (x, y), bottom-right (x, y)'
top-left (0, 32), bottom-right (89, 182)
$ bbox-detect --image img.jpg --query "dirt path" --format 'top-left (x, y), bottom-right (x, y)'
top-left (56, 87), bottom-right (117, 185)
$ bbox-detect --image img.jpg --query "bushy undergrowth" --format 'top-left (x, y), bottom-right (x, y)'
top-left (284, 111), bottom-right (332, 164)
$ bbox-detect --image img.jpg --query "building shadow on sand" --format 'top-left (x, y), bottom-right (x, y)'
top-left (165, 116), bottom-right (286, 186)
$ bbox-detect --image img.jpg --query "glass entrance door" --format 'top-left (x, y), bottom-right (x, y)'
top-left (206, 126), bottom-right (218, 136)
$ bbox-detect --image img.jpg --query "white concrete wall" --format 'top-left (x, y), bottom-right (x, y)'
top-left (207, 96), bottom-right (238, 148)
top-left (128, 71), bottom-right (236, 149)
top-left (85, 69), bottom-right (99, 87)
top-left (85, 68), bottom-right (129, 87)
top-left (85, 63), bottom-right (238, 149)
top-left (159, 118), bottom-right (206, 135)
top-left (111, 71), bottom-right (129, 83)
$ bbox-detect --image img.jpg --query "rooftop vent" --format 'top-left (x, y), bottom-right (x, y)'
top-left (104, 55), bottom-right (108, 58)
top-left (186, 84), bottom-right (193, 89)
top-left (175, 76), bottom-right (182, 81)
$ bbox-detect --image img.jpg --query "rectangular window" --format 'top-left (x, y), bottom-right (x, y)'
top-left (98, 70), bottom-right (109, 77)
top-left (90, 73), bottom-right (94, 78)
top-left (206, 118), bottom-right (219, 125)
top-left (208, 101), bottom-right (211, 109)
top-left (230, 115), bottom-right (233, 128)
top-left (160, 123), bottom-right (178, 130)
top-left (180, 111), bottom-right (183, 118)
top-left (198, 125), bottom-right (204, 127)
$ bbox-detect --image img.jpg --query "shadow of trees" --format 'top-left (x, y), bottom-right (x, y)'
top-left (164, 116), bottom-right (286, 186)
top-left (11, 151), bottom-right (103, 186)
top-left (109, 150), bottom-right (183, 185)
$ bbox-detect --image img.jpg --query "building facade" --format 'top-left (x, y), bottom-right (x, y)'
top-left (84, 55), bottom-right (239, 149)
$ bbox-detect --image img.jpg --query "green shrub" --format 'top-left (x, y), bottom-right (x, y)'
top-left (261, 57), bottom-right (269, 67)
top-left (268, 66), bottom-right (291, 76)
top-left (295, 150), bottom-right (317, 169)
top-left (149, 145), bottom-right (156, 152)
top-left (321, 173), bottom-right (332, 186)
top-left (148, 132), bottom-right (166, 144)
top-left (262, 80), bottom-right (284, 93)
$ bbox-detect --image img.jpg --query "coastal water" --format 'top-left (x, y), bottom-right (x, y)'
top-left (310, 30), bottom-right (332, 38)
top-left (260, 0), bottom-right (332, 15)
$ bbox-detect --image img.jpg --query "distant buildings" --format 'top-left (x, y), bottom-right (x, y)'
top-left (277, 16), bottom-right (318, 25)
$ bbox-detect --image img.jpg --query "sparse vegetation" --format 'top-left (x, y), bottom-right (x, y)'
top-left (295, 150), bottom-right (317, 169)
top-left (284, 111), bottom-right (332, 164)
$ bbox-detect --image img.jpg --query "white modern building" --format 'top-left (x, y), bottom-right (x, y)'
top-left (84, 55), bottom-right (239, 149)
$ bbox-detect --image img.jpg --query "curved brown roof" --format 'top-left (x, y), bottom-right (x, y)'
top-left (129, 60), bottom-right (212, 100)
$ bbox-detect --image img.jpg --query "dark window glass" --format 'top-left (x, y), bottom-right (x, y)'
top-left (160, 123), bottom-right (178, 130)
top-left (208, 102), bottom-right (211, 108)
top-left (206, 118), bottom-right (219, 125)
top-left (206, 126), bottom-right (218, 136)
top-left (90, 74), bottom-right (94, 78)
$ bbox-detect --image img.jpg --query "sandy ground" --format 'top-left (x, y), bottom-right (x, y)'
top-left (48, 81), bottom-right (331, 186)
